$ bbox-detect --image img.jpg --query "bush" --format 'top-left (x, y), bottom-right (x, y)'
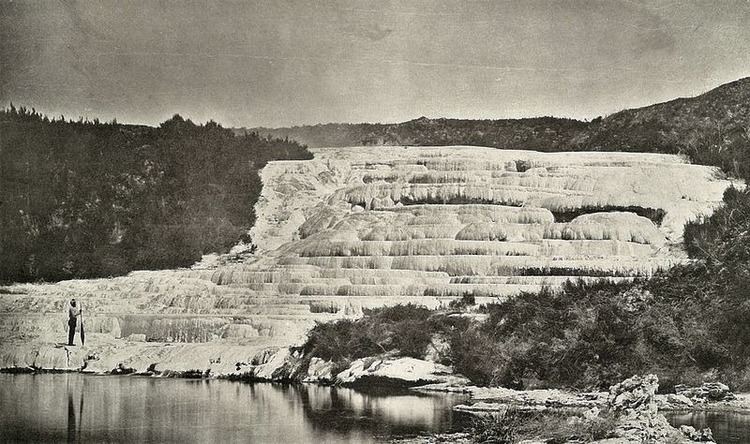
top-left (302, 304), bottom-right (471, 372)
top-left (471, 409), bottom-right (616, 444)
top-left (448, 293), bottom-right (476, 309)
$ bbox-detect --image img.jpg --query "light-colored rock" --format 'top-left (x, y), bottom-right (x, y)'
top-left (336, 357), bottom-right (470, 386)
top-left (608, 374), bottom-right (659, 414)
top-left (0, 148), bottom-right (740, 406)
top-left (675, 382), bottom-right (735, 402)
top-left (459, 386), bottom-right (606, 411)
top-left (250, 347), bottom-right (292, 380)
top-left (606, 375), bottom-right (689, 443)
top-left (679, 425), bottom-right (715, 442)
top-left (657, 393), bottom-right (694, 410)
top-left (303, 357), bottom-right (335, 383)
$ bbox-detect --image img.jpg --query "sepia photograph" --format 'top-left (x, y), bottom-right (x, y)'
top-left (1, 1), bottom-right (750, 442)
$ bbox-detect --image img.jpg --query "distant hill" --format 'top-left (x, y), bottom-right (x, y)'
top-left (243, 77), bottom-right (750, 178)
top-left (240, 116), bottom-right (588, 152)
top-left (578, 77), bottom-right (750, 176)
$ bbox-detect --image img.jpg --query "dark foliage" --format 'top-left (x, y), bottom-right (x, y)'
top-left (243, 116), bottom-right (588, 152)
top-left (580, 78), bottom-right (750, 181)
top-left (471, 409), bottom-right (617, 444)
top-left (0, 106), bottom-right (312, 282)
top-left (448, 293), bottom-right (476, 309)
top-left (451, 280), bottom-right (665, 389)
top-left (249, 77), bottom-right (750, 181)
top-left (550, 206), bottom-right (666, 225)
top-left (302, 304), bottom-right (469, 373)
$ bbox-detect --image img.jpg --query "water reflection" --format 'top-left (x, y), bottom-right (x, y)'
top-left (666, 411), bottom-right (750, 444)
top-left (65, 376), bottom-right (85, 443)
top-left (0, 374), bottom-right (470, 443)
top-left (67, 388), bottom-right (75, 443)
top-left (296, 384), bottom-right (469, 437)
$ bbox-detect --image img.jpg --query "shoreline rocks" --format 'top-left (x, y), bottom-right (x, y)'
top-left (606, 374), bottom-right (685, 442)
top-left (1, 341), bottom-right (744, 443)
top-left (335, 356), bottom-right (470, 387)
top-left (443, 374), bottom-right (719, 444)
top-left (0, 338), bottom-right (470, 390)
top-left (675, 382), bottom-right (735, 402)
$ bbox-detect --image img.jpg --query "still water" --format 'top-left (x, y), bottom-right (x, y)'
top-left (0, 374), bottom-right (470, 443)
top-left (4, 374), bottom-right (750, 443)
top-left (666, 411), bottom-right (750, 444)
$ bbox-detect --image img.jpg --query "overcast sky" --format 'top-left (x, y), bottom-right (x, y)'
top-left (1, 0), bottom-right (749, 127)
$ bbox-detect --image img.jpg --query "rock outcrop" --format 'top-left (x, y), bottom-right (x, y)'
top-left (679, 425), bottom-right (715, 442)
top-left (604, 375), bottom-right (715, 443)
top-left (607, 374), bottom-right (673, 441)
top-left (335, 357), bottom-right (470, 387)
top-left (675, 382), bottom-right (735, 402)
top-left (446, 374), bottom-right (719, 443)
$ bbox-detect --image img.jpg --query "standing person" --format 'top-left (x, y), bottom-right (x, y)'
top-left (67, 299), bottom-right (80, 346)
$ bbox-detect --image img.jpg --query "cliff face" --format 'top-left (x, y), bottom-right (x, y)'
top-left (0, 146), bottom-right (737, 373)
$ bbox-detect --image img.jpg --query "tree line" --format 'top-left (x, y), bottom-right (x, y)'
top-left (0, 105), bottom-right (312, 283)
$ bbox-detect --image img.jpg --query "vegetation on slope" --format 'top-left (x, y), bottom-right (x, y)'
top-left (581, 77), bottom-right (750, 178)
top-left (249, 77), bottom-right (750, 178)
top-left (243, 117), bottom-right (588, 152)
top-left (0, 106), bottom-right (312, 283)
top-left (302, 186), bottom-right (750, 391)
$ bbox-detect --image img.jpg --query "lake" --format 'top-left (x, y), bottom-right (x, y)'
top-left (3, 374), bottom-right (750, 443)
top-left (0, 374), bottom-right (471, 443)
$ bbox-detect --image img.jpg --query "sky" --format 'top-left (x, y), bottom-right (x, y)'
top-left (1, 0), bottom-right (749, 128)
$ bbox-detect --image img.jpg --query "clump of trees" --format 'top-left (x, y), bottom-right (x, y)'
top-left (0, 105), bottom-right (312, 283)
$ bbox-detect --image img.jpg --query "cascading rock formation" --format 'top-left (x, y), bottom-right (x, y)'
top-left (0, 146), bottom-right (738, 373)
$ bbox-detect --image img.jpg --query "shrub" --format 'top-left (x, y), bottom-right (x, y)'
top-left (471, 409), bottom-right (617, 444)
top-left (448, 293), bottom-right (476, 309)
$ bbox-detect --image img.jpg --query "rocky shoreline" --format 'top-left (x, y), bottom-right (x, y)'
top-left (0, 338), bottom-right (467, 387)
top-left (3, 339), bottom-right (748, 443)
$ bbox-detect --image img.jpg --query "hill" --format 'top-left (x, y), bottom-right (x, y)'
top-left (5, 76), bottom-right (749, 284)
top-left (242, 116), bottom-right (587, 152)
top-left (579, 77), bottom-right (750, 177)
top-left (246, 77), bottom-right (750, 179)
